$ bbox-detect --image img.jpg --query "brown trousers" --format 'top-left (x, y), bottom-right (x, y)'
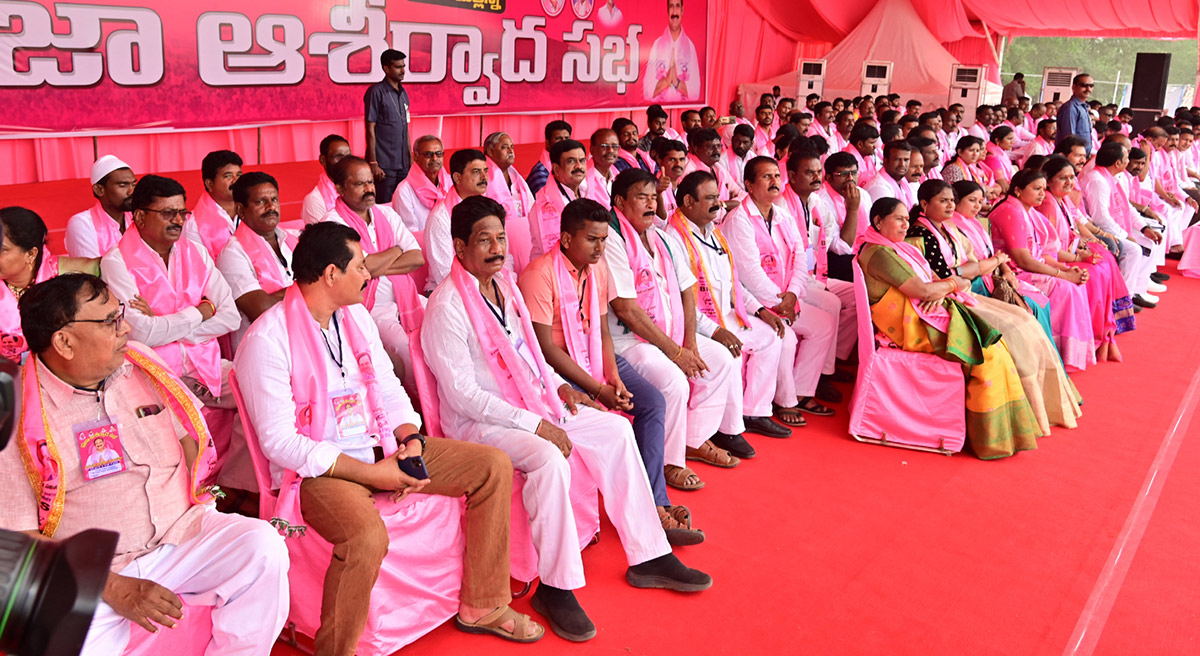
top-left (299, 436), bottom-right (513, 656)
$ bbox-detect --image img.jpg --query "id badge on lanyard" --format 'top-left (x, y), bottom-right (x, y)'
top-left (74, 417), bottom-right (125, 481)
top-left (330, 388), bottom-right (376, 448)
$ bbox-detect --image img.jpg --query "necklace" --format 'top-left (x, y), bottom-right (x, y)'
top-left (6, 278), bottom-right (29, 299)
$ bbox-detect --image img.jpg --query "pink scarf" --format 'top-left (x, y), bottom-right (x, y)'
top-left (950, 211), bottom-right (994, 258)
top-left (684, 154), bottom-right (733, 202)
top-left (859, 227), bottom-right (975, 334)
top-left (532, 181), bottom-right (572, 256)
top-left (616, 147), bottom-right (655, 172)
top-left (0, 252), bottom-right (58, 362)
top-left (822, 182), bottom-right (868, 241)
top-left (584, 158), bottom-right (614, 209)
top-left (403, 167), bottom-right (452, 209)
top-left (485, 156), bottom-right (534, 218)
top-left (450, 258), bottom-right (564, 421)
top-left (984, 142), bottom-right (1015, 181)
top-left (552, 249), bottom-right (604, 379)
top-left (615, 210), bottom-right (685, 344)
top-left (745, 202), bottom-right (795, 292)
top-left (842, 144), bottom-right (879, 187)
top-left (17, 343), bottom-right (218, 537)
top-left (667, 210), bottom-right (749, 330)
top-left (316, 171), bottom-right (338, 211)
top-left (914, 214), bottom-right (961, 269)
top-left (117, 225), bottom-right (222, 396)
top-left (875, 172), bottom-right (917, 209)
top-left (753, 125), bottom-right (773, 153)
top-left (440, 187), bottom-right (464, 221)
top-left (192, 192), bottom-right (235, 259)
top-left (1096, 167), bottom-right (1139, 234)
top-left (88, 202), bottom-right (127, 255)
top-left (232, 222), bottom-right (294, 295)
top-left (271, 286), bottom-right (390, 536)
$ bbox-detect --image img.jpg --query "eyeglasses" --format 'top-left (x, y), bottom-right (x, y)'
top-left (56, 302), bottom-right (126, 333)
top-left (595, 144), bottom-right (621, 152)
top-left (832, 170), bottom-right (859, 179)
top-left (144, 208), bottom-right (192, 222)
top-left (1077, 83), bottom-right (1095, 89)
top-left (417, 151), bottom-right (445, 159)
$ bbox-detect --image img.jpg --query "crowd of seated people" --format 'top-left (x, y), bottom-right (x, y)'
top-left (4, 77), bottom-right (1200, 655)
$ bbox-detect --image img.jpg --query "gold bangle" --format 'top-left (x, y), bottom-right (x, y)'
top-left (327, 459), bottom-right (337, 479)
top-left (669, 345), bottom-right (684, 361)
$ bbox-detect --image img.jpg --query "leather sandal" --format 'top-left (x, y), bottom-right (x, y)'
top-left (664, 464), bottom-right (705, 491)
top-left (685, 440), bottom-right (740, 468)
top-left (658, 505), bottom-right (705, 546)
top-left (455, 606), bottom-right (545, 643)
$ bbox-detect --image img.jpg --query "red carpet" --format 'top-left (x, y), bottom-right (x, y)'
top-left (261, 263), bottom-right (1200, 656)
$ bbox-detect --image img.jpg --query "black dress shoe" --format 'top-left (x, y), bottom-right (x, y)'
top-left (530, 584), bottom-right (596, 642)
top-left (1166, 251), bottom-right (1183, 260)
top-left (709, 431), bottom-right (756, 459)
top-left (815, 377), bottom-right (844, 404)
top-left (743, 416), bottom-right (791, 438)
top-left (1151, 272), bottom-right (1171, 283)
top-left (1133, 305), bottom-right (1143, 313)
top-left (1133, 295), bottom-right (1157, 309)
top-left (626, 554), bottom-right (713, 592)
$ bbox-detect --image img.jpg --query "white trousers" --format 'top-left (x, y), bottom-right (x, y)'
top-left (779, 298), bottom-right (839, 397)
top-left (820, 278), bottom-right (859, 361)
top-left (82, 507), bottom-right (289, 656)
top-left (462, 407), bottom-right (669, 590)
top-left (375, 317), bottom-right (418, 393)
top-left (729, 315), bottom-right (784, 417)
top-left (1118, 236), bottom-right (1158, 295)
top-left (620, 335), bottom-right (745, 467)
top-left (801, 285), bottom-right (842, 375)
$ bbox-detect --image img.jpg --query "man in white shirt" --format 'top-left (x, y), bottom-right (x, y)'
top-left (424, 149), bottom-right (491, 291)
top-left (864, 141), bottom-right (917, 210)
top-left (528, 139), bottom-right (591, 261)
top-left (813, 152), bottom-right (872, 283)
top-left (842, 123), bottom-right (881, 188)
top-left (235, 221), bottom-right (539, 651)
top-left (807, 102), bottom-right (837, 144)
top-left (642, 0), bottom-right (700, 102)
top-left (584, 128), bottom-right (621, 208)
top-left (66, 155), bottom-right (135, 258)
top-left (485, 131), bottom-right (537, 272)
top-left (422, 195), bottom-right (711, 642)
top-left (300, 134), bottom-right (352, 225)
top-left (605, 169), bottom-right (754, 463)
top-left (389, 135), bottom-right (452, 233)
top-left (184, 150), bottom-right (242, 260)
top-left (681, 128), bottom-right (741, 212)
top-left (100, 174), bottom-right (240, 408)
top-left (597, 0), bottom-right (622, 25)
top-left (724, 157), bottom-right (839, 424)
top-left (665, 171), bottom-right (792, 438)
top-left (653, 139), bottom-right (689, 224)
top-left (1018, 119), bottom-right (1057, 168)
top-left (726, 124), bottom-right (757, 191)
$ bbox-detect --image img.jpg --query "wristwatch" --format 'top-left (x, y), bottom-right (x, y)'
top-left (401, 432), bottom-right (426, 450)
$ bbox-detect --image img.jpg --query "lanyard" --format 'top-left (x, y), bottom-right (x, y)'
top-left (481, 280), bottom-right (509, 335)
top-left (692, 228), bottom-right (725, 256)
top-left (322, 313), bottom-right (345, 378)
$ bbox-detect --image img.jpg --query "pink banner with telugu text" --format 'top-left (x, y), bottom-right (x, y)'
top-left (0, 0), bottom-right (706, 132)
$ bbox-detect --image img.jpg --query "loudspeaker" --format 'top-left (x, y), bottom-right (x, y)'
top-left (1130, 52), bottom-right (1171, 110)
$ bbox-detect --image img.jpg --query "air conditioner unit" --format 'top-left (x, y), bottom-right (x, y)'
top-left (1041, 67), bottom-right (1079, 103)
top-left (861, 61), bottom-right (893, 96)
top-left (796, 59), bottom-right (826, 99)
top-left (950, 64), bottom-right (987, 127)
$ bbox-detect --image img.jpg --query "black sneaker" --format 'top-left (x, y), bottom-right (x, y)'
top-left (530, 584), bottom-right (596, 642)
top-left (1151, 272), bottom-right (1170, 283)
top-left (709, 431), bottom-right (756, 459)
top-left (743, 416), bottom-right (790, 438)
top-left (626, 553), bottom-right (713, 592)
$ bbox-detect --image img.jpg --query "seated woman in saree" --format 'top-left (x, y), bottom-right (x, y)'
top-left (941, 136), bottom-right (1001, 204)
top-left (856, 197), bottom-right (1043, 460)
top-left (0, 206), bottom-right (100, 362)
top-left (952, 180), bottom-right (1055, 343)
top-left (989, 169), bottom-right (1097, 372)
top-left (905, 181), bottom-right (1081, 433)
top-left (1036, 155), bottom-right (1136, 362)
top-left (983, 126), bottom-right (1017, 194)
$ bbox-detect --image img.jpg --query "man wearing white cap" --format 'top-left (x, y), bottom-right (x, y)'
top-left (65, 155), bottom-right (136, 258)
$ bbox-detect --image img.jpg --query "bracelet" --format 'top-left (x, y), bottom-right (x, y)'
top-left (589, 385), bottom-right (603, 401)
top-left (198, 299), bottom-right (215, 316)
top-left (401, 432), bottom-right (426, 450)
top-left (327, 459), bottom-right (338, 479)
top-left (669, 345), bottom-right (684, 361)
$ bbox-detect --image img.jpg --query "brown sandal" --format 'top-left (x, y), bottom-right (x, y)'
top-left (455, 606), bottom-right (545, 643)
top-left (664, 464), bottom-right (705, 491)
top-left (685, 440), bottom-right (740, 468)
top-left (658, 505), bottom-right (705, 546)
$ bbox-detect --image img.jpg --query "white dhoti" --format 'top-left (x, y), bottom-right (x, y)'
top-left (729, 315), bottom-right (784, 417)
top-left (820, 278), bottom-right (858, 360)
top-left (460, 407), bottom-right (669, 590)
top-left (1119, 236), bottom-right (1159, 295)
top-left (779, 301), bottom-right (839, 397)
top-left (620, 335), bottom-right (745, 468)
top-left (82, 507), bottom-right (290, 656)
top-left (374, 316), bottom-right (417, 393)
top-left (802, 284), bottom-right (846, 373)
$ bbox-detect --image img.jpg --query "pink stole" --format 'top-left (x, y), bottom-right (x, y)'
top-left (684, 154), bottom-right (732, 201)
top-left (485, 157), bottom-right (534, 218)
top-left (745, 203), bottom-right (795, 293)
top-left (17, 343), bottom-right (219, 537)
top-left (753, 125), bottom-right (773, 153)
top-left (1096, 167), bottom-right (1139, 234)
top-left (781, 186), bottom-right (828, 281)
top-left (951, 212), bottom-right (994, 259)
top-left (859, 228), bottom-right (975, 334)
top-left (450, 258), bottom-right (565, 421)
top-left (616, 147), bottom-right (654, 172)
top-left (272, 286), bottom-right (391, 536)
top-left (192, 192), bottom-right (235, 259)
top-left (88, 201), bottom-right (127, 254)
top-left (615, 210), bottom-right (685, 344)
top-left (0, 252), bottom-right (58, 362)
top-left (875, 172), bottom-right (916, 209)
top-left (584, 159), bottom-right (614, 209)
top-left (823, 182), bottom-right (868, 241)
top-left (842, 144), bottom-right (879, 187)
top-left (914, 214), bottom-right (961, 269)
top-left (117, 226), bottom-right (222, 395)
top-left (316, 172), bottom-right (338, 211)
top-left (667, 211), bottom-right (749, 330)
top-left (984, 142), bottom-right (1015, 181)
top-left (551, 250), bottom-right (604, 380)
top-left (403, 167), bottom-right (452, 209)
top-left (532, 182), bottom-right (571, 256)
top-left (233, 222), bottom-right (294, 294)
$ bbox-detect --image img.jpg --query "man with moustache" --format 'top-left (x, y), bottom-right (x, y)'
top-left (584, 128), bottom-right (622, 209)
top-left (643, 0), bottom-right (700, 102)
top-left (682, 128), bottom-right (741, 213)
top-left (812, 152), bottom-right (871, 283)
top-left (721, 99), bottom-right (753, 147)
top-left (906, 136), bottom-right (942, 181)
top-left (518, 198), bottom-right (706, 541)
top-left (66, 155), bottom-right (136, 258)
top-left (364, 49), bottom-right (411, 204)
top-left (967, 105), bottom-right (993, 140)
top-left (699, 106), bottom-right (718, 130)
top-left (638, 105), bottom-right (671, 152)
top-left (613, 118), bottom-right (656, 174)
top-left (1018, 119), bottom-right (1057, 167)
top-left (864, 141), bottom-right (916, 209)
top-left (423, 150), bottom-right (492, 291)
top-left (653, 139), bottom-right (689, 222)
top-left (185, 150), bottom-right (243, 259)
top-left (665, 171), bottom-right (792, 438)
top-left (321, 156), bottom-right (429, 396)
top-left (906, 148), bottom-right (925, 187)
top-left (301, 134), bottom-right (353, 225)
top-left (752, 104), bottom-right (775, 154)
top-left (423, 195), bottom-right (712, 642)
top-left (484, 131), bottom-right (537, 272)
top-left (390, 135), bottom-right (453, 233)
top-left (774, 97), bottom-right (795, 128)
top-left (679, 110), bottom-right (702, 135)
top-left (100, 175), bottom-right (240, 408)
top-left (604, 169), bottom-right (755, 464)
top-left (529, 140), bottom-right (591, 261)
top-left (527, 121), bottom-right (574, 196)
top-left (726, 124), bottom-right (757, 191)
top-left (1057, 73), bottom-right (1096, 157)
top-left (725, 157), bottom-right (841, 422)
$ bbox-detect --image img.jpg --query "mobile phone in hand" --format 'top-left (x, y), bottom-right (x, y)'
top-left (397, 455), bottom-right (430, 480)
